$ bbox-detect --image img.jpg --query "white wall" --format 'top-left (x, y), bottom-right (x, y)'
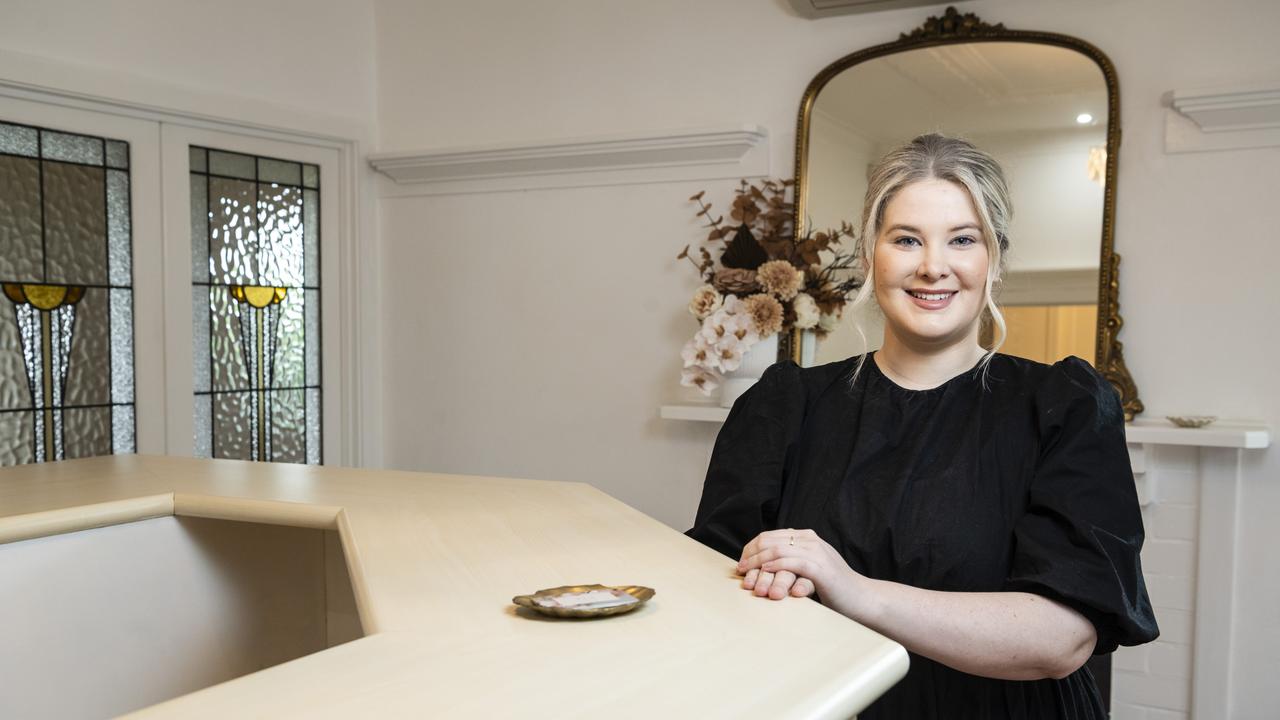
top-left (373, 0), bottom-right (1280, 715)
top-left (0, 0), bottom-right (376, 132)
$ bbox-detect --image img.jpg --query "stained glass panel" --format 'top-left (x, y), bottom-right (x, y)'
top-left (0, 155), bottom-right (44, 282)
top-left (0, 122), bottom-right (39, 157)
top-left (192, 145), bottom-right (321, 464)
top-left (44, 161), bottom-right (107, 285)
top-left (42, 131), bottom-right (103, 165)
top-left (105, 140), bottom-right (129, 170)
top-left (0, 121), bottom-right (135, 467)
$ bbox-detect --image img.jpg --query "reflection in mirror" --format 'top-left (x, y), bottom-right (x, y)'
top-left (804, 42), bottom-right (1107, 369)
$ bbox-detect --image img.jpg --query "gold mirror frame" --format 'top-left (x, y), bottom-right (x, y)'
top-left (782, 6), bottom-right (1143, 420)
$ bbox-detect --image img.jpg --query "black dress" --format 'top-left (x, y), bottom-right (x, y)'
top-left (687, 353), bottom-right (1159, 720)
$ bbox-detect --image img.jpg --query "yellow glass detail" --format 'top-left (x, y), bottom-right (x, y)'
top-left (1, 283), bottom-right (24, 304)
top-left (1, 283), bottom-right (85, 311)
top-left (229, 285), bottom-right (288, 309)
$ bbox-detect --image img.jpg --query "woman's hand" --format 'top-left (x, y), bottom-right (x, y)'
top-left (737, 529), bottom-right (865, 611)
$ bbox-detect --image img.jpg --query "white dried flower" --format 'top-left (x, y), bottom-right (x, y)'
top-left (681, 334), bottom-right (715, 369)
top-left (688, 285), bottom-right (722, 320)
top-left (793, 293), bottom-right (820, 330)
top-left (680, 365), bottom-right (720, 396)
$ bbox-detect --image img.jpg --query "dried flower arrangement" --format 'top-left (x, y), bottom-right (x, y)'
top-left (677, 179), bottom-right (863, 395)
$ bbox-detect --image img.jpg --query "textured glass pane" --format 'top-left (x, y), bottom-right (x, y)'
top-left (110, 289), bottom-right (133, 405)
top-left (208, 150), bottom-right (255, 180)
top-left (259, 158), bottom-right (301, 186)
top-left (0, 155), bottom-right (43, 281)
top-left (192, 285), bottom-right (210, 393)
top-left (107, 169), bottom-right (131, 286)
top-left (303, 189), bottom-right (318, 287)
top-left (190, 173), bottom-right (209, 283)
top-left (44, 161), bottom-right (107, 285)
top-left (0, 412), bottom-right (35, 465)
top-left (64, 288), bottom-right (109, 406)
top-left (0, 308), bottom-right (31, 410)
top-left (209, 177), bottom-right (257, 285)
top-left (270, 389), bottom-right (304, 463)
top-left (190, 146), bottom-right (207, 173)
top-left (213, 391), bottom-right (252, 460)
top-left (257, 184), bottom-right (303, 287)
top-left (112, 404), bottom-right (135, 453)
top-left (210, 287), bottom-right (249, 391)
top-left (194, 393), bottom-right (211, 458)
top-left (105, 140), bottom-right (129, 170)
top-left (302, 164), bottom-right (319, 189)
top-left (306, 388), bottom-right (320, 464)
top-left (272, 288), bottom-right (304, 389)
top-left (41, 131), bottom-right (103, 165)
top-left (305, 288), bottom-right (319, 386)
top-left (63, 406), bottom-right (111, 459)
top-left (0, 123), bottom-right (39, 157)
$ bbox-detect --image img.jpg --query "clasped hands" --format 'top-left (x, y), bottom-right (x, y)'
top-left (736, 528), bottom-right (863, 608)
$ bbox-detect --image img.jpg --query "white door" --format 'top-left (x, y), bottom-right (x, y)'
top-left (0, 94), bottom-right (342, 465)
top-left (0, 94), bottom-right (165, 458)
top-left (160, 125), bottom-right (342, 463)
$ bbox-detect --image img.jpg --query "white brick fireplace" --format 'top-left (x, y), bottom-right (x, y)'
top-left (1111, 422), bottom-right (1270, 720)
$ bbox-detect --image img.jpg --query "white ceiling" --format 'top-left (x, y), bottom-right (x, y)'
top-left (813, 42), bottom-right (1108, 143)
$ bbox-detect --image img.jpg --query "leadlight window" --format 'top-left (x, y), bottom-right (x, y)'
top-left (0, 120), bottom-right (135, 466)
top-left (190, 147), bottom-right (321, 464)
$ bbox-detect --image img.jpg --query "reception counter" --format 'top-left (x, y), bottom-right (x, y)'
top-left (0, 455), bottom-right (907, 719)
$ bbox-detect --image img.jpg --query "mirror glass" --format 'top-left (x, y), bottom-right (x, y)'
top-left (804, 42), bottom-right (1108, 368)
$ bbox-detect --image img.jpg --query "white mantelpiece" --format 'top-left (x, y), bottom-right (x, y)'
top-left (661, 405), bottom-right (1269, 450)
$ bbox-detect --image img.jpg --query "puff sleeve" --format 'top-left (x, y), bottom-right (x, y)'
top-left (685, 361), bottom-right (807, 559)
top-left (1003, 356), bottom-right (1160, 654)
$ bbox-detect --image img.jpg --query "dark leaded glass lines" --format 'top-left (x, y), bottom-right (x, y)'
top-left (191, 146), bottom-right (320, 465)
top-left (0, 119), bottom-right (135, 466)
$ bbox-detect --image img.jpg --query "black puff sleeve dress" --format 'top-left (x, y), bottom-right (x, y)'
top-left (687, 353), bottom-right (1159, 720)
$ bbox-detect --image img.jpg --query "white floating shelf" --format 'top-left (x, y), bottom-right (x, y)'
top-left (660, 404), bottom-right (730, 423)
top-left (661, 405), bottom-right (1270, 450)
top-left (369, 125), bottom-right (769, 194)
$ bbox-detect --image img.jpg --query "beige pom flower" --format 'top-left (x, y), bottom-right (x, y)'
top-left (756, 260), bottom-right (804, 301)
top-left (742, 293), bottom-right (784, 337)
top-left (792, 292), bottom-right (820, 330)
top-left (688, 285), bottom-right (722, 320)
top-left (712, 268), bottom-right (759, 295)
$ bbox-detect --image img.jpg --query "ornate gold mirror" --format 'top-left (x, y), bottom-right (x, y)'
top-left (784, 7), bottom-right (1142, 419)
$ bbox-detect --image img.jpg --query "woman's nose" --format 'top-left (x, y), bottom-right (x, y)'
top-left (916, 244), bottom-right (949, 280)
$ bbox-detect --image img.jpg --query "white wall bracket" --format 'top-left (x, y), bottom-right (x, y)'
top-left (369, 125), bottom-right (769, 195)
top-left (1165, 84), bottom-right (1280, 154)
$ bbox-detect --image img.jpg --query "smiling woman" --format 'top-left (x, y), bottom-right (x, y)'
top-left (687, 134), bottom-right (1159, 720)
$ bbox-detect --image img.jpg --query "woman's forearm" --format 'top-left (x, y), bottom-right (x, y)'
top-left (829, 578), bottom-right (1096, 681)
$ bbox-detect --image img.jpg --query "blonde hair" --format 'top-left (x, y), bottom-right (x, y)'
top-left (847, 133), bottom-right (1012, 383)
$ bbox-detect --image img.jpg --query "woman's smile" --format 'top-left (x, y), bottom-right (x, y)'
top-left (905, 288), bottom-right (958, 309)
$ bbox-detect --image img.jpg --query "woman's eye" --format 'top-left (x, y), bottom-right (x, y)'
top-left (893, 236), bottom-right (921, 247)
top-left (951, 235), bottom-right (977, 246)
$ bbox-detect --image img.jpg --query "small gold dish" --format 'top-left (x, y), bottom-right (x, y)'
top-left (1166, 415), bottom-right (1217, 428)
top-left (512, 584), bottom-right (655, 618)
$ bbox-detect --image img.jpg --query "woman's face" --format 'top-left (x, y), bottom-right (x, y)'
top-left (872, 178), bottom-right (991, 350)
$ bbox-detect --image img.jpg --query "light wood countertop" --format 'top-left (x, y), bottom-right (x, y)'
top-left (0, 455), bottom-right (907, 719)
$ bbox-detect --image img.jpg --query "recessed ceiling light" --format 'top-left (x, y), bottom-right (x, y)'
top-left (1076, 113), bottom-right (1094, 125)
